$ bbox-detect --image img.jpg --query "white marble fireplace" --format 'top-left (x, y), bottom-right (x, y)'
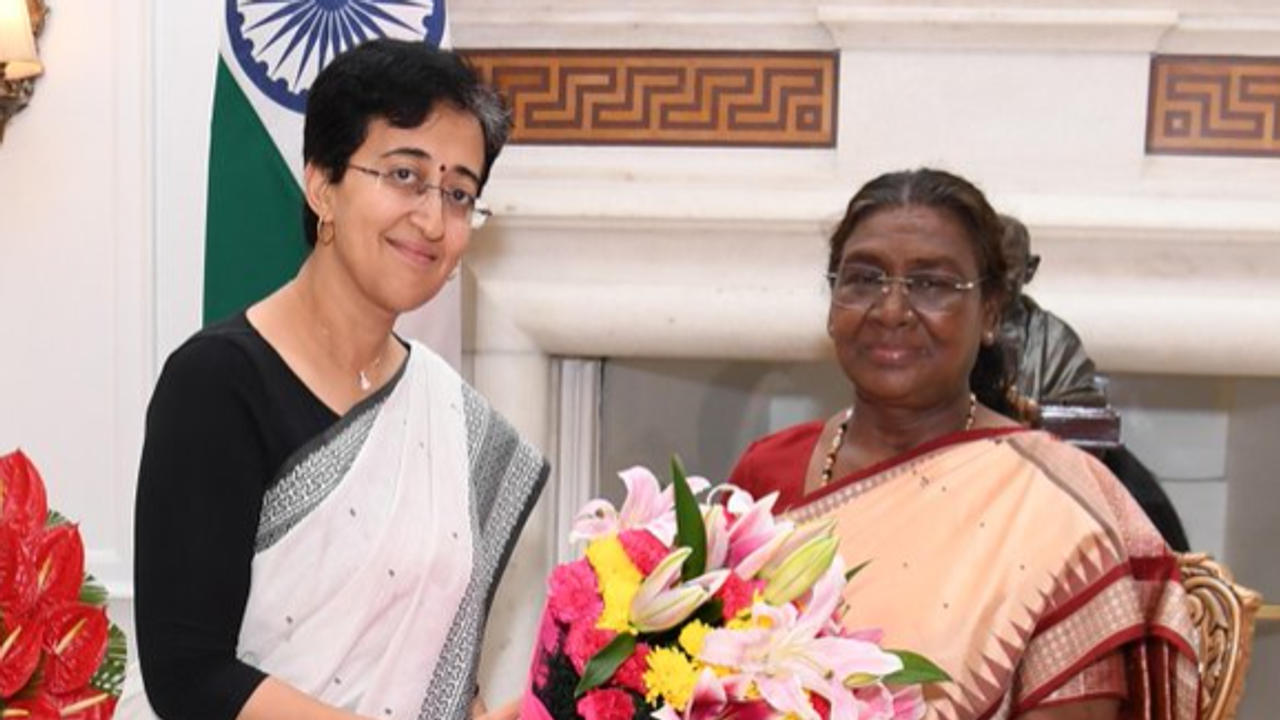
top-left (458, 1), bottom-right (1280, 712)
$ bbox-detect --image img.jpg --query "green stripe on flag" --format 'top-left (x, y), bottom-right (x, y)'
top-left (204, 58), bottom-right (307, 325)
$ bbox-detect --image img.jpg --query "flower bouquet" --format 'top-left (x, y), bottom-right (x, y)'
top-left (0, 450), bottom-right (126, 719)
top-left (521, 459), bottom-right (948, 720)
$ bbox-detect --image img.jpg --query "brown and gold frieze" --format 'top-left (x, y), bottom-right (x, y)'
top-left (464, 50), bottom-right (838, 147)
top-left (1147, 55), bottom-right (1280, 157)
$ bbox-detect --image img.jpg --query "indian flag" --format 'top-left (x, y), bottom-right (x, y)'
top-left (206, 1), bottom-right (460, 362)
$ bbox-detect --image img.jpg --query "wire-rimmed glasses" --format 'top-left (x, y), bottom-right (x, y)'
top-left (347, 163), bottom-right (492, 230)
top-left (826, 264), bottom-right (983, 313)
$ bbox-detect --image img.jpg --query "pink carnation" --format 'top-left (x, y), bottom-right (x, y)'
top-left (611, 641), bottom-right (650, 694)
top-left (576, 688), bottom-right (635, 720)
top-left (537, 607), bottom-right (562, 656)
top-left (618, 529), bottom-right (668, 575)
top-left (715, 571), bottom-right (756, 621)
top-left (566, 621), bottom-right (617, 675)
top-left (547, 559), bottom-right (602, 625)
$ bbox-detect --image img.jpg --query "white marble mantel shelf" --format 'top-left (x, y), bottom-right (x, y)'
top-left (467, 179), bottom-right (1280, 377)
top-left (452, 2), bottom-right (1280, 56)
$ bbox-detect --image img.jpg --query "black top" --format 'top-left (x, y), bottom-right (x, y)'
top-left (133, 313), bottom-right (338, 719)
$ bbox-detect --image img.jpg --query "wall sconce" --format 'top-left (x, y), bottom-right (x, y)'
top-left (0, 0), bottom-right (47, 143)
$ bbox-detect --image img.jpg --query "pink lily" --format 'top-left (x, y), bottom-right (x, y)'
top-left (889, 686), bottom-right (927, 720)
top-left (651, 668), bottom-right (727, 720)
top-left (697, 560), bottom-right (904, 720)
top-left (630, 547), bottom-right (729, 633)
top-left (726, 491), bottom-right (783, 563)
top-left (703, 505), bottom-right (730, 570)
top-left (570, 466), bottom-right (710, 545)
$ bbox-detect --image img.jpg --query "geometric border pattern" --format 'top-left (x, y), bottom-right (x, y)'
top-left (464, 49), bottom-right (838, 147)
top-left (1147, 54), bottom-right (1280, 157)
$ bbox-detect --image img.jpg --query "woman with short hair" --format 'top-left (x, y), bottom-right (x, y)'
top-left (128, 39), bottom-right (546, 720)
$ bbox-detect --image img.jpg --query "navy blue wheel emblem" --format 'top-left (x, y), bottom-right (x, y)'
top-left (226, 0), bottom-right (447, 113)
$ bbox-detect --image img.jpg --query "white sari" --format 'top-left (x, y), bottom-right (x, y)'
top-left (122, 342), bottom-right (548, 719)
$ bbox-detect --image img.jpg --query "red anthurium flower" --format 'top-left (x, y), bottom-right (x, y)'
top-left (51, 685), bottom-right (117, 720)
top-left (40, 604), bottom-right (108, 695)
top-left (0, 526), bottom-right (38, 618)
top-left (0, 618), bottom-right (44, 697)
top-left (0, 451), bottom-right (49, 541)
top-left (0, 694), bottom-right (61, 720)
top-left (33, 524), bottom-right (84, 610)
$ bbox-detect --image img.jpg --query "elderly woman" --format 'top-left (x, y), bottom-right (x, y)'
top-left (729, 169), bottom-right (1198, 720)
top-left (127, 40), bottom-right (546, 719)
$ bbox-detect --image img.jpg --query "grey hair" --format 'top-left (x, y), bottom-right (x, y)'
top-left (465, 82), bottom-right (512, 178)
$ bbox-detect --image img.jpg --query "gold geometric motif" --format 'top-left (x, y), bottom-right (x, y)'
top-left (464, 50), bottom-right (838, 147)
top-left (1147, 55), bottom-right (1280, 157)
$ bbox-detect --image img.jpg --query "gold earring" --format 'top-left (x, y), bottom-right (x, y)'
top-left (983, 330), bottom-right (995, 345)
top-left (317, 217), bottom-right (334, 246)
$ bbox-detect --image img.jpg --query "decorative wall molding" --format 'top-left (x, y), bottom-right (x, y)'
top-left (466, 50), bottom-right (837, 147)
top-left (549, 359), bottom-right (601, 565)
top-left (1147, 55), bottom-right (1280, 157)
top-left (817, 7), bottom-right (1178, 53)
top-left (1159, 14), bottom-right (1280, 57)
top-left (451, 8), bottom-right (829, 51)
top-left (467, 188), bottom-right (1280, 376)
top-left (454, 6), bottom-right (1280, 57)
top-left (106, 0), bottom-right (155, 601)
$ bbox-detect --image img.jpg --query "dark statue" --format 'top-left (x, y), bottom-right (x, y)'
top-left (998, 215), bottom-right (1189, 551)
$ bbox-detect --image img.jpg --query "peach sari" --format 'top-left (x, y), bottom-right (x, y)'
top-left (755, 428), bottom-right (1198, 719)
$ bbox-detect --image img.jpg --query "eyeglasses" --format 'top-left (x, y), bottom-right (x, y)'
top-left (826, 264), bottom-right (983, 313)
top-left (347, 163), bottom-right (492, 230)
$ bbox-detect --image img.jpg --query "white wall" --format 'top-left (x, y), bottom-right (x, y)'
top-left (0, 0), bottom-right (152, 653)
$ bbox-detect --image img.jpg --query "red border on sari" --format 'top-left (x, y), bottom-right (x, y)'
top-left (1015, 627), bottom-right (1147, 713)
top-left (799, 426), bottom-right (1032, 507)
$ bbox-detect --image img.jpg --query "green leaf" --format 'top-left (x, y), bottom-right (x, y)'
top-left (45, 509), bottom-right (69, 527)
top-left (79, 573), bottom-right (109, 607)
top-left (90, 623), bottom-right (129, 697)
top-left (882, 650), bottom-right (952, 685)
top-left (844, 559), bottom-right (872, 583)
top-left (671, 455), bottom-right (707, 581)
top-left (575, 632), bottom-right (637, 697)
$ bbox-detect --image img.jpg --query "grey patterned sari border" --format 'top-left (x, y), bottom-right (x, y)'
top-left (255, 357), bottom-right (409, 552)
top-left (416, 383), bottom-right (550, 720)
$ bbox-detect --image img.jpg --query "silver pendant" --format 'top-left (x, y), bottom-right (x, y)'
top-left (358, 370), bottom-right (372, 392)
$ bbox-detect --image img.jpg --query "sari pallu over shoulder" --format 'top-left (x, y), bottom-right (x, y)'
top-left (788, 429), bottom-right (1199, 720)
top-left (238, 341), bottom-right (548, 720)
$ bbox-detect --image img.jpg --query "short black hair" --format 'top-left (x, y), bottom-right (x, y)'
top-left (301, 39), bottom-right (511, 247)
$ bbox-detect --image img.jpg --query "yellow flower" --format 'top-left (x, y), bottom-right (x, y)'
top-left (678, 619), bottom-right (712, 657)
top-left (586, 536), bottom-right (643, 632)
top-left (643, 646), bottom-right (700, 709)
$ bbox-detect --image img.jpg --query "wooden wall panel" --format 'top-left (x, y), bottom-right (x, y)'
top-left (465, 50), bottom-right (838, 147)
top-left (1147, 55), bottom-right (1280, 157)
